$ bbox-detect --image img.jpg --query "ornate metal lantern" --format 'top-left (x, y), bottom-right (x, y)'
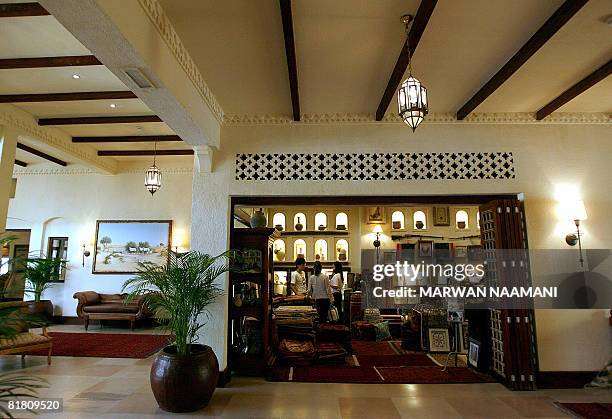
top-left (397, 15), bottom-right (428, 131)
top-left (144, 141), bottom-right (162, 195)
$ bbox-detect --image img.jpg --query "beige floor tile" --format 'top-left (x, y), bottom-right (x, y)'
top-left (31, 364), bottom-right (125, 377)
top-left (445, 396), bottom-right (523, 418)
top-left (339, 397), bottom-right (401, 419)
top-left (392, 396), bottom-right (462, 419)
top-left (94, 358), bottom-right (141, 366)
top-left (81, 377), bottom-right (148, 395)
top-left (498, 396), bottom-right (570, 418)
top-left (222, 394), bottom-right (341, 419)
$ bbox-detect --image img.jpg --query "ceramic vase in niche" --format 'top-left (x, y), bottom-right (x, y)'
top-left (336, 224), bottom-right (346, 230)
top-left (318, 224), bottom-right (326, 231)
top-left (250, 209), bottom-right (267, 228)
top-left (274, 249), bottom-right (285, 261)
top-left (457, 221), bottom-right (466, 229)
top-left (274, 224), bottom-right (284, 231)
top-left (233, 293), bottom-right (243, 307)
top-left (392, 221), bottom-right (402, 230)
top-left (295, 217), bottom-right (304, 231)
top-left (415, 221), bottom-right (424, 230)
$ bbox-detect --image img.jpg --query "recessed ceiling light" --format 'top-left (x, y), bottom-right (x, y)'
top-left (72, 74), bottom-right (80, 79)
top-left (109, 103), bottom-right (117, 108)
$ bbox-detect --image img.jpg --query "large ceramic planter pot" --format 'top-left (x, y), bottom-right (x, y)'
top-left (26, 300), bottom-right (53, 323)
top-left (150, 344), bottom-right (219, 413)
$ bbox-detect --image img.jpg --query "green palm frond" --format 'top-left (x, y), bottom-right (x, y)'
top-left (20, 257), bottom-right (67, 302)
top-left (122, 250), bottom-right (235, 356)
top-left (0, 374), bottom-right (48, 418)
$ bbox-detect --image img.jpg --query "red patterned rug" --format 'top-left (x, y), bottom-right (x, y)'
top-left (555, 402), bottom-right (612, 419)
top-left (352, 341), bottom-right (402, 356)
top-left (378, 366), bottom-right (495, 384)
top-left (356, 354), bottom-right (436, 367)
top-left (25, 332), bottom-right (170, 359)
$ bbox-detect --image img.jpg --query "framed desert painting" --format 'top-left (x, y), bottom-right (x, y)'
top-left (93, 220), bottom-right (172, 274)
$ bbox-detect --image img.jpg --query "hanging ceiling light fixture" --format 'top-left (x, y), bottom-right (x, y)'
top-left (397, 14), bottom-right (428, 132)
top-left (144, 140), bottom-right (162, 195)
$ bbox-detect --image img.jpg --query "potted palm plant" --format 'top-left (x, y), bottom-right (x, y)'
top-left (122, 251), bottom-right (232, 413)
top-left (0, 234), bottom-right (48, 418)
top-left (21, 256), bottom-right (65, 321)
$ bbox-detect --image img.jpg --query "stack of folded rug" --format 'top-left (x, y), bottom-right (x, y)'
top-left (278, 339), bottom-right (316, 366)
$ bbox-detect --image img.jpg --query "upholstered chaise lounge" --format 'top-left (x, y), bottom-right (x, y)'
top-left (0, 301), bottom-right (53, 365)
top-left (73, 291), bottom-right (150, 330)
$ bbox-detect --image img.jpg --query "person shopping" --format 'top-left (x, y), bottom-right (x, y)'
top-left (308, 261), bottom-right (333, 323)
top-left (290, 257), bottom-right (307, 295)
top-left (330, 261), bottom-right (344, 321)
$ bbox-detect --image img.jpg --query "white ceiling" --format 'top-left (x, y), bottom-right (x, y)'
top-left (2, 0), bottom-right (611, 171)
top-left (160, 0), bottom-right (611, 115)
top-left (0, 12), bottom-right (186, 167)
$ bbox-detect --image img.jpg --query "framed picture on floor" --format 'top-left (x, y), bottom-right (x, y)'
top-left (93, 220), bottom-right (172, 274)
top-left (428, 328), bottom-right (450, 352)
top-left (468, 339), bottom-right (480, 367)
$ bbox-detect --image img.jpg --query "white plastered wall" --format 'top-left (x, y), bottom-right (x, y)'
top-left (7, 171), bottom-right (193, 316)
top-left (191, 122), bottom-right (612, 372)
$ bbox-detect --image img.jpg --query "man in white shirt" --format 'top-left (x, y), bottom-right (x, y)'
top-left (290, 257), bottom-right (307, 295)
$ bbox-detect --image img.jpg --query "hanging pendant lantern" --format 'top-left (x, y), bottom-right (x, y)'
top-left (397, 15), bottom-right (428, 131)
top-left (144, 141), bottom-right (162, 195)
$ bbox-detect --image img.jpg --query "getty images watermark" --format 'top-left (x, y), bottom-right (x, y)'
top-left (360, 249), bottom-right (612, 309)
top-left (371, 261), bottom-right (557, 299)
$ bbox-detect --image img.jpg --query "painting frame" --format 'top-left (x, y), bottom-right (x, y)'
top-left (468, 339), bottom-right (480, 367)
top-left (428, 328), bottom-right (451, 352)
top-left (433, 206), bottom-right (450, 226)
top-left (93, 220), bottom-right (172, 275)
top-left (418, 240), bottom-right (433, 258)
top-left (366, 206), bottom-right (386, 224)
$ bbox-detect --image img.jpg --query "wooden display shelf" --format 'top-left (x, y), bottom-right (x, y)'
top-left (231, 272), bottom-right (264, 283)
top-left (279, 230), bottom-right (349, 236)
top-left (231, 306), bottom-right (262, 319)
top-left (273, 261), bottom-right (349, 268)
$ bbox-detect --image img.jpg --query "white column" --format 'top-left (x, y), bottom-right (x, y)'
top-left (0, 126), bottom-right (18, 233)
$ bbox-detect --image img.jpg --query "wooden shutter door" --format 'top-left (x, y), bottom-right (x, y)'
top-left (479, 199), bottom-right (537, 390)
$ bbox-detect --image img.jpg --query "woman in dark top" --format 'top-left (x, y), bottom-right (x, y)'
top-left (307, 261), bottom-right (333, 323)
top-left (329, 261), bottom-right (344, 322)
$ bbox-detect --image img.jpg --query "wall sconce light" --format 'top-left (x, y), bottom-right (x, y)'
top-left (82, 244), bottom-right (91, 267)
top-left (373, 225), bottom-right (383, 264)
top-left (564, 200), bottom-right (587, 267)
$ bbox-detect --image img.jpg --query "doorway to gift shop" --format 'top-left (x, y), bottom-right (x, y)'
top-left (227, 195), bottom-right (538, 390)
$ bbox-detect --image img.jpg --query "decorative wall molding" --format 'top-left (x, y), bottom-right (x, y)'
top-left (13, 166), bottom-right (193, 176)
top-left (138, 0), bottom-right (224, 124)
top-left (225, 112), bottom-right (610, 126)
top-left (236, 152), bottom-right (515, 181)
top-left (0, 104), bottom-right (117, 174)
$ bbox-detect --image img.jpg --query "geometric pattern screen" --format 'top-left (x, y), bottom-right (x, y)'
top-left (235, 152), bottom-right (515, 181)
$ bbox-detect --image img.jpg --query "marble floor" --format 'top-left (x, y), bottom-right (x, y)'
top-left (2, 325), bottom-right (610, 418)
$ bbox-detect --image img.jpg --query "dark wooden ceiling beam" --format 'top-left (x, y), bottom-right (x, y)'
top-left (14, 159), bottom-right (28, 168)
top-left (39, 115), bottom-right (162, 125)
top-left (72, 135), bottom-right (182, 143)
top-left (0, 55), bottom-right (101, 69)
top-left (0, 3), bottom-right (49, 17)
top-left (456, 0), bottom-right (588, 120)
top-left (536, 59), bottom-right (612, 120)
top-left (16, 143), bottom-right (67, 166)
top-left (97, 149), bottom-right (193, 157)
top-left (375, 0), bottom-right (438, 121)
top-left (0, 91), bottom-right (136, 103)
top-left (279, 0), bottom-right (300, 122)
